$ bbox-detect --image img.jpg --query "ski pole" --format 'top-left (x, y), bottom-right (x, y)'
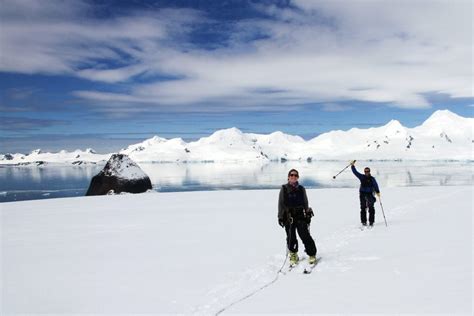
top-left (333, 160), bottom-right (355, 179)
top-left (378, 197), bottom-right (388, 227)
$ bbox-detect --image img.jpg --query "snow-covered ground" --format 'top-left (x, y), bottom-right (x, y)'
top-left (2, 186), bottom-right (472, 314)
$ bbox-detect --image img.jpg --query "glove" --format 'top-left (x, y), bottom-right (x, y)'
top-left (350, 160), bottom-right (356, 166)
top-left (278, 219), bottom-right (285, 227)
top-left (303, 207), bottom-right (314, 224)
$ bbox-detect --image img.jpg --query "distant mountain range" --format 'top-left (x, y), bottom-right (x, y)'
top-left (1, 110), bottom-right (472, 165)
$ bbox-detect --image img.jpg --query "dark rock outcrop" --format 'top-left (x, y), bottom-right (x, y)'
top-left (86, 154), bottom-right (152, 196)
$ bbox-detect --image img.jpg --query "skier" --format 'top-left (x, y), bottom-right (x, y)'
top-left (278, 169), bottom-right (317, 266)
top-left (350, 160), bottom-right (380, 227)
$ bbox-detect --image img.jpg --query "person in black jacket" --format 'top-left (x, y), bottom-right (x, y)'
top-left (350, 160), bottom-right (380, 227)
top-left (278, 169), bottom-right (316, 265)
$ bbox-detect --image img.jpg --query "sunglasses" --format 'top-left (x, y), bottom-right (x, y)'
top-left (289, 174), bottom-right (299, 177)
top-left (364, 170), bottom-right (370, 173)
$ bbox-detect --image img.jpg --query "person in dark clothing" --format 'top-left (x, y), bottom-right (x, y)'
top-left (350, 160), bottom-right (380, 227)
top-left (278, 169), bottom-right (317, 265)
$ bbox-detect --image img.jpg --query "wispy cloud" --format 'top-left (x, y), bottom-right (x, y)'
top-left (1, 0), bottom-right (472, 113)
top-left (0, 116), bottom-right (69, 131)
top-left (321, 103), bottom-right (353, 112)
top-left (4, 87), bottom-right (41, 100)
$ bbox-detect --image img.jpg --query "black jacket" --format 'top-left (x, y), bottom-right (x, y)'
top-left (278, 183), bottom-right (309, 220)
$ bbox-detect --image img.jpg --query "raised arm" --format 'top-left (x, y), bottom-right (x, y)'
top-left (351, 165), bottom-right (364, 181)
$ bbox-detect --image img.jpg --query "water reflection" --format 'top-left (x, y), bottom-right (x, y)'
top-left (140, 161), bottom-right (473, 191)
top-left (0, 164), bottom-right (103, 202)
top-left (0, 161), bottom-right (472, 202)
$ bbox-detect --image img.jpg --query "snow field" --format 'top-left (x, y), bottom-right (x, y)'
top-left (2, 186), bottom-right (472, 314)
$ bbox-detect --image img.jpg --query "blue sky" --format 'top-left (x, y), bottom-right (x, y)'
top-left (1, 0), bottom-right (472, 153)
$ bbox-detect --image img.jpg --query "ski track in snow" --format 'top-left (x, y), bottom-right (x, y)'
top-left (193, 188), bottom-right (463, 315)
top-left (193, 254), bottom-right (290, 315)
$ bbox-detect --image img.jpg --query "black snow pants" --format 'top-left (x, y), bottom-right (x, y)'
top-left (284, 219), bottom-right (317, 256)
top-left (359, 192), bottom-right (376, 225)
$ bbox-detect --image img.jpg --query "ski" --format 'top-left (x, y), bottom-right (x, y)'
top-left (303, 257), bottom-right (322, 274)
top-left (287, 262), bottom-right (298, 272)
top-left (360, 224), bottom-right (375, 231)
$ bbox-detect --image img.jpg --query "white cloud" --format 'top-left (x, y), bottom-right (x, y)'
top-left (0, 0), bottom-right (200, 75)
top-left (1, 0), bottom-right (472, 112)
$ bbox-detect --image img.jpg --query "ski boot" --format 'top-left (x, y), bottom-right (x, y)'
top-left (308, 256), bottom-right (317, 265)
top-left (289, 252), bottom-right (299, 265)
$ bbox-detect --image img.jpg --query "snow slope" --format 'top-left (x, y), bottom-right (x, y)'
top-left (2, 186), bottom-right (471, 314)
top-left (1, 110), bottom-right (472, 164)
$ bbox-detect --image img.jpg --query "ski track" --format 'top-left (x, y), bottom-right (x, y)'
top-left (192, 188), bottom-right (466, 315)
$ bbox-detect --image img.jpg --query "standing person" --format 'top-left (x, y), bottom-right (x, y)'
top-left (350, 160), bottom-right (381, 227)
top-left (278, 169), bottom-right (317, 265)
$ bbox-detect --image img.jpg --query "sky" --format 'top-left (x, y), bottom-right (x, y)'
top-left (0, 0), bottom-right (472, 154)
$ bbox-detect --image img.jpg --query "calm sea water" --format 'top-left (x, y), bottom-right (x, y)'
top-left (0, 161), bottom-right (472, 203)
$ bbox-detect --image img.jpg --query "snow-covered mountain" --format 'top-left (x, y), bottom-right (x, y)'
top-left (1, 110), bottom-right (472, 164)
top-left (121, 136), bottom-right (189, 162)
top-left (0, 148), bottom-right (111, 165)
top-left (309, 110), bottom-right (473, 160)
